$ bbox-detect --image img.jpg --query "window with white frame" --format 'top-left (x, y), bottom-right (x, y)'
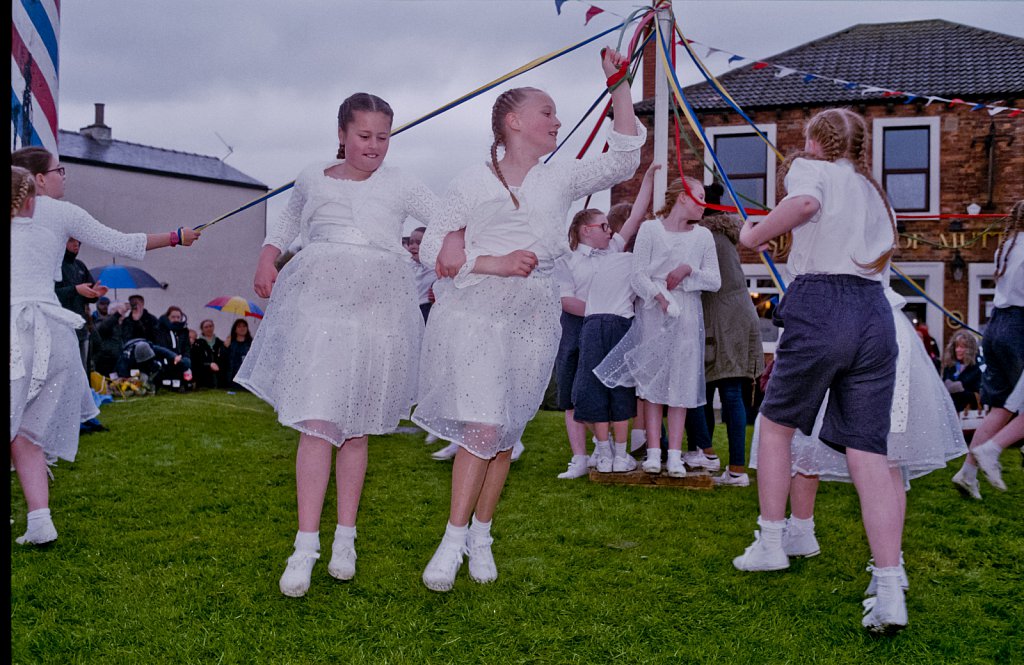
top-left (889, 262), bottom-right (945, 349)
top-left (968, 262), bottom-right (997, 333)
top-left (872, 117), bottom-right (940, 215)
top-left (704, 124), bottom-right (777, 210)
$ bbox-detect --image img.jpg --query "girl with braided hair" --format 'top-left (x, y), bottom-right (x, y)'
top-left (239, 92), bottom-right (439, 597)
top-left (10, 150), bottom-right (200, 548)
top-left (734, 108), bottom-right (909, 634)
top-left (415, 48), bottom-right (645, 592)
top-left (952, 200), bottom-right (1024, 498)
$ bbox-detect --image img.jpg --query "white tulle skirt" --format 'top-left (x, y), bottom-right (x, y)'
top-left (750, 312), bottom-right (967, 484)
top-left (594, 289), bottom-right (706, 408)
top-left (413, 271), bottom-right (561, 459)
top-left (10, 305), bottom-right (98, 462)
top-left (236, 242), bottom-right (423, 445)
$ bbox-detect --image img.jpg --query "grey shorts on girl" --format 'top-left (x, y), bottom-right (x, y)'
top-left (760, 274), bottom-right (897, 455)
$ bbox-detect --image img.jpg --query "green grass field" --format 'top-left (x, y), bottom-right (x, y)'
top-left (10, 391), bottom-right (1024, 664)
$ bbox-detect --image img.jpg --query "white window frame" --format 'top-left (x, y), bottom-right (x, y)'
top-left (872, 116), bottom-right (941, 216)
top-left (891, 261), bottom-right (945, 349)
top-left (704, 124), bottom-right (778, 209)
top-left (742, 262), bottom-right (791, 354)
top-left (968, 262), bottom-right (997, 333)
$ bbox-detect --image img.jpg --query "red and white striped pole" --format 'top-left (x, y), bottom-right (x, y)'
top-left (11, 0), bottom-right (61, 154)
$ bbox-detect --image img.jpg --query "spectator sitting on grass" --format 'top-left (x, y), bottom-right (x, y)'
top-left (155, 305), bottom-right (193, 383)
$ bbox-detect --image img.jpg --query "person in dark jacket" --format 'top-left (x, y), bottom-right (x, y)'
top-left (55, 237), bottom-right (105, 369)
top-left (121, 294), bottom-right (160, 343)
top-left (154, 306), bottom-right (193, 383)
top-left (942, 330), bottom-right (982, 412)
top-left (192, 319), bottom-right (229, 389)
top-left (94, 301), bottom-right (131, 377)
top-left (225, 318), bottom-right (253, 390)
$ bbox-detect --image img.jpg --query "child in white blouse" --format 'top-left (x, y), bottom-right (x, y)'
top-left (595, 176), bottom-right (721, 478)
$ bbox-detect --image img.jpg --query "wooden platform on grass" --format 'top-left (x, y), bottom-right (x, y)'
top-left (588, 468), bottom-right (714, 489)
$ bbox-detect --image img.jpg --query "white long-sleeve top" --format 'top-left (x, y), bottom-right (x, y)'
top-left (994, 232), bottom-right (1023, 308)
top-left (264, 161), bottom-right (439, 256)
top-left (630, 220), bottom-right (721, 304)
top-left (420, 119), bottom-right (646, 288)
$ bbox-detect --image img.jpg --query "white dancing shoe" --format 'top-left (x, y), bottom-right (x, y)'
top-left (422, 537), bottom-right (467, 592)
top-left (15, 519), bottom-right (58, 546)
top-left (733, 531), bottom-right (789, 572)
top-left (279, 549), bottom-right (320, 597)
top-left (612, 454), bottom-right (638, 473)
top-left (684, 450), bottom-right (721, 472)
top-left (972, 442), bottom-right (1007, 491)
top-left (861, 569), bottom-right (908, 635)
top-left (467, 531), bottom-right (497, 584)
top-left (642, 452), bottom-right (662, 474)
top-left (865, 555), bottom-right (909, 596)
top-left (424, 433), bottom-right (440, 445)
top-left (666, 456), bottom-right (687, 478)
top-left (328, 543), bottom-right (357, 581)
top-left (431, 442), bottom-right (460, 461)
top-left (712, 471), bottom-right (750, 487)
top-left (952, 466), bottom-right (982, 500)
top-left (557, 457), bottom-right (589, 479)
top-left (782, 520), bottom-right (820, 558)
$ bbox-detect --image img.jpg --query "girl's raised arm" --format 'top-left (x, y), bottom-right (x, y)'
top-left (618, 163), bottom-right (661, 243)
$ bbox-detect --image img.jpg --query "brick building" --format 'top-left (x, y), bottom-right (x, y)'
top-left (614, 19), bottom-right (1024, 352)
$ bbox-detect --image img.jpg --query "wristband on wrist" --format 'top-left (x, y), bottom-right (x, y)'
top-left (168, 231), bottom-right (179, 247)
top-left (176, 227), bottom-right (184, 245)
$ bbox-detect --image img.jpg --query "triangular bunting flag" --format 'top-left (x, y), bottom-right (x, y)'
top-left (1008, 109), bottom-right (1023, 118)
top-left (774, 67), bottom-right (796, 78)
top-left (988, 106), bottom-right (1008, 116)
top-left (554, 0), bottom-right (569, 15)
top-left (753, 62), bottom-right (769, 70)
top-left (860, 86), bottom-right (885, 96)
top-left (970, 103), bottom-right (985, 112)
top-left (948, 98), bottom-right (965, 107)
top-left (584, 5), bottom-right (604, 24)
top-left (803, 74), bottom-right (816, 83)
top-left (728, 54), bottom-right (744, 64)
top-left (902, 94), bottom-right (918, 104)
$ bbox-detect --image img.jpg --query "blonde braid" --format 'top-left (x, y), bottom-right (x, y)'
top-left (842, 109), bottom-right (897, 275)
top-left (11, 166), bottom-right (35, 219)
top-left (490, 87), bottom-right (542, 210)
top-left (994, 200), bottom-right (1024, 281)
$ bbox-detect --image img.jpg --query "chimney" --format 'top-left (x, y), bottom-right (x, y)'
top-left (80, 103), bottom-right (112, 142)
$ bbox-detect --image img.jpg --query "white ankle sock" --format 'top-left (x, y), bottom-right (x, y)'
top-left (646, 448), bottom-right (661, 463)
top-left (975, 440), bottom-right (1001, 456)
top-left (789, 516), bottom-right (814, 532)
top-left (26, 507), bottom-right (52, 526)
top-left (667, 449), bottom-right (682, 464)
top-left (757, 516), bottom-right (786, 548)
top-left (614, 441), bottom-right (627, 457)
top-left (444, 521), bottom-right (469, 545)
top-left (294, 530), bottom-right (320, 552)
top-left (571, 454), bottom-right (589, 465)
top-left (961, 462), bottom-right (978, 480)
top-left (470, 516), bottom-right (491, 538)
top-left (334, 524), bottom-right (356, 546)
top-left (594, 439), bottom-right (612, 457)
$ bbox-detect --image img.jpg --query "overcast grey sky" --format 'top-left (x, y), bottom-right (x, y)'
top-left (56, 0), bottom-right (1024, 229)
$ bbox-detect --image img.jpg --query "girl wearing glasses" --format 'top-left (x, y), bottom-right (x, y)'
top-left (595, 176), bottom-right (721, 478)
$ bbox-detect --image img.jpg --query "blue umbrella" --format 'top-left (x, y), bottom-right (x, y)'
top-left (89, 265), bottom-right (163, 289)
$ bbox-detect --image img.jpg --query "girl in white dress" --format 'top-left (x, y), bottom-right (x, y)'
top-left (10, 152), bottom-right (200, 547)
top-left (748, 288), bottom-right (968, 582)
top-left (414, 49), bottom-right (645, 592)
top-left (595, 176), bottom-right (721, 478)
top-left (239, 93), bottom-right (439, 597)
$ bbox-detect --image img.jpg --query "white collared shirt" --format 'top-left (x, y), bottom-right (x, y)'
top-left (554, 233), bottom-right (626, 300)
top-left (585, 252), bottom-right (636, 318)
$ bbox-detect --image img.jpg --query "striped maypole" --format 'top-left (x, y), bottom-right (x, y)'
top-left (11, 0), bottom-right (60, 154)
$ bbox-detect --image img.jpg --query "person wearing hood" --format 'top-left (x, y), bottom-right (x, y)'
top-left (154, 306), bottom-right (194, 383)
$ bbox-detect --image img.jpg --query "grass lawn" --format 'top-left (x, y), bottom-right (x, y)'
top-left (10, 390), bottom-right (1024, 664)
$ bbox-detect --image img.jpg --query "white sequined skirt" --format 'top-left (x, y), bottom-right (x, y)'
top-left (413, 271), bottom-right (561, 459)
top-left (10, 305), bottom-right (98, 462)
top-left (236, 242), bottom-right (423, 445)
top-left (750, 312), bottom-right (967, 483)
top-left (594, 289), bottom-right (706, 408)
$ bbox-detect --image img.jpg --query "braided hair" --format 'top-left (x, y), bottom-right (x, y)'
top-left (490, 87), bottom-right (543, 209)
top-left (336, 93), bottom-right (394, 159)
top-left (11, 166), bottom-right (35, 219)
top-left (776, 108), bottom-right (898, 275)
top-left (568, 208), bottom-right (602, 250)
top-left (994, 200), bottom-right (1023, 282)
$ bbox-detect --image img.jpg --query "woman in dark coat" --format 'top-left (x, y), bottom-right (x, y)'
top-left (192, 319), bottom-right (229, 389)
top-left (225, 318), bottom-right (253, 390)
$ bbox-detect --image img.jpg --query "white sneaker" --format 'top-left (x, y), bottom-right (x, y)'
top-left (425, 433), bottom-right (439, 445)
top-left (642, 452), bottom-right (662, 474)
top-left (733, 531), bottom-right (789, 571)
top-left (972, 442), bottom-right (1006, 491)
top-left (666, 456), bottom-right (687, 478)
top-left (712, 471), bottom-right (750, 487)
top-left (596, 453), bottom-right (613, 473)
top-left (865, 556), bottom-right (909, 596)
top-left (431, 442), bottom-right (459, 461)
top-left (279, 550), bottom-right (320, 597)
top-left (612, 454), bottom-right (638, 473)
top-left (422, 538), bottom-right (466, 592)
top-left (782, 520), bottom-right (820, 558)
top-left (511, 440), bottom-right (525, 462)
top-left (328, 543), bottom-right (357, 581)
top-left (557, 458), bottom-right (589, 479)
top-left (684, 450), bottom-right (721, 471)
top-left (952, 466), bottom-right (982, 500)
top-left (15, 518), bottom-right (58, 546)
top-left (467, 531), bottom-right (497, 584)
top-left (862, 576), bottom-right (908, 634)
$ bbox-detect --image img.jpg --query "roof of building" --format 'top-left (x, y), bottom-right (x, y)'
top-left (58, 129), bottom-right (268, 190)
top-left (637, 19), bottom-right (1024, 113)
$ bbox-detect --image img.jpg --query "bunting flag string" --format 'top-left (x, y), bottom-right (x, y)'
top-left (680, 37), bottom-right (1024, 118)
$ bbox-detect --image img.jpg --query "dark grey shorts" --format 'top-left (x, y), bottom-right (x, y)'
top-left (760, 274), bottom-right (896, 455)
top-left (981, 306), bottom-right (1024, 409)
top-left (573, 314), bottom-right (637, 424)
top-left (554, 312), bottom-right (585, 411)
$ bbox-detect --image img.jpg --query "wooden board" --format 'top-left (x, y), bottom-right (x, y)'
top-left (588, 468), bottom-right (714, 489)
